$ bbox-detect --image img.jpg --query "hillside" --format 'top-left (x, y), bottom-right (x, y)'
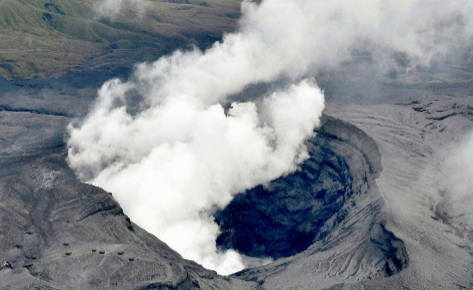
top-left (0, 0), bottom-right (240, 79)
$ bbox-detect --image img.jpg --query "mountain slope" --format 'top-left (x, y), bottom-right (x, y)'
top-left (0, 0), bottom-right (240, 79)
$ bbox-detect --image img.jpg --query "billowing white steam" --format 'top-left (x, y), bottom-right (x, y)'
top-left (68, 0), bottom-right (473, 274)
top-left (69, 79), bottom-right (323, 274)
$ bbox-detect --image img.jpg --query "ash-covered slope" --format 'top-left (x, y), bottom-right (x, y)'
top-left (0, 107), bottom-right (258, 290)
top-left (0, 79), bottom-right (411, 290)
top-left (1, 79), bottom-right (472, 289)
top-left (324, 98), bottom-right (473, 290)
top-left (2, 0), bottom-right (472, 288)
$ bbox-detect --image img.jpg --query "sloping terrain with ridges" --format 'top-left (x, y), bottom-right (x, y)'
top-left (0, 0), bottom-right (240, 79)
top-left (0, 113), bottom-right (258, 290)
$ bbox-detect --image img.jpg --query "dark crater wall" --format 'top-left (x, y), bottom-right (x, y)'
top-left (216, 116), bottom-right (409, 284)
top-left (215, 116), bottom-right (384, 259)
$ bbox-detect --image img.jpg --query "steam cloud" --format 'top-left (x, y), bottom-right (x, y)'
top-left (68, 0), bottom-right (473, 274)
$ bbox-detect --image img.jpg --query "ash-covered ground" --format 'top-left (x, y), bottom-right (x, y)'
top-left (2, 64), bottom-right (472, 290)
top-left (1, 0), bottom-right (473, 289)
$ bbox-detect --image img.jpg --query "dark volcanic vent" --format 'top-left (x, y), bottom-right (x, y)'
top-left (215, 116), bottom-right (383, 259)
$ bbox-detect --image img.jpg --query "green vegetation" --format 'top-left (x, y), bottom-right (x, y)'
top-left (0, 0), bottom-right (241, 79)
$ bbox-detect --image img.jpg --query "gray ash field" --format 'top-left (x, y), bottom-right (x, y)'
top-left (1, 0), bottom-right (473, 290)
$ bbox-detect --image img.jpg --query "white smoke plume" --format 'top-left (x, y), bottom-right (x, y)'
top-left (68, 0), bottom-right (473, 274)
top-left (69, 78), bottom-right (324, 274)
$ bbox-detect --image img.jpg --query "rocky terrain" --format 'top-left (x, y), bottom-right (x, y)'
top-left (1, 1), bottom-right (473, 289)
top-left (0, 98), bottom-right (259, 290)
top-left (3, 76), bottom-right (472, 289)
top-left (214, 95), bottom-right (473, 290)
